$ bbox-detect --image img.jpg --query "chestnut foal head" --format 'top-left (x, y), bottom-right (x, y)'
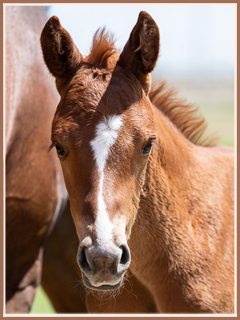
top-left (41, 11), bottom-right (159, 290)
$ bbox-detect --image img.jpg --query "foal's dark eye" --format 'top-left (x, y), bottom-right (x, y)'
top-left (55, 144), bottom-right (65, 156)
top-left (142, 142), bottom-right (152, 154)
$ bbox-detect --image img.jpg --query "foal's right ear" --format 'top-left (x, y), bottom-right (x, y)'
top-left (41, 16), bottom-right (82, 94)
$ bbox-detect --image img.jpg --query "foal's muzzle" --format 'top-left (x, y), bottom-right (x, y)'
top-left (78, 240), bottom-right (130, 291)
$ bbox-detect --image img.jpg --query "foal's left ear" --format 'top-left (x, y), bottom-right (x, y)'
top-left (118, 11), bottom-right (160, 95)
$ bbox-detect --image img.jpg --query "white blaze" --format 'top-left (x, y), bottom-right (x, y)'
top-left (90, 115), bottom-right (123, 245)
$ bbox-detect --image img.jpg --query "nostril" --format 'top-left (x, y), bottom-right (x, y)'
top-left (120, 245), bottom-right (130, 265)
top-left (79, 247), bottom-right (91, 273)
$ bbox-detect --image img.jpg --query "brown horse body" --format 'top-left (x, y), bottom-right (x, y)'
top-left (41, 12), bottom-right (234, 313)
top-left (5, 6), bottom-right (68, 313)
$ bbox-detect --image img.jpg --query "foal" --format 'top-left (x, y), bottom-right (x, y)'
top-left (41, 11), bottom-right (234, 313)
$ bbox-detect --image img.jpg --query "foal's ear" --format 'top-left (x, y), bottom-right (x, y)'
top-left (118, 11), bottom-right (160, 95)
top-left (40, 16), bottom-right (82, 94)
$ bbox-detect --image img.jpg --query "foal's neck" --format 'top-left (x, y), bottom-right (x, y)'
top-left (134, 105), bottom-right (216, 255)
top-left (130, 105), bottom-right (234, 313)
top-left (145, 106), bottom-right (200, 223)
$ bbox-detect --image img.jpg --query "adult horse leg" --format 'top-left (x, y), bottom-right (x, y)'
top-left (5, 245), bottom-right (43, 313)
top-left (6, 260), bottom-right (41, 313)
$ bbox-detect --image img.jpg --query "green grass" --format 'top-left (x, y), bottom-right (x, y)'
top-left (200, 101), bottom-right (234, 147)
top-left (30, 286), bottom-right (55, 314)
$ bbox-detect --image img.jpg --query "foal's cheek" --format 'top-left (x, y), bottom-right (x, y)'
top-left (58, 168), bottom-right (83, 232)
top-left (123, 196), bottom-right (140, 240)
top-left (60, 162), bottom-right (78, 197)
top-left (131, 153), bottom-right (150, 186)
top-left (125, 213), bottom-right (137, 240)
top-left (123, 170), bottom-right (148, 240)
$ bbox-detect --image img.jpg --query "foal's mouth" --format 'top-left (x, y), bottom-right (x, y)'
top-left (82, 274), bottom-right (123, 291)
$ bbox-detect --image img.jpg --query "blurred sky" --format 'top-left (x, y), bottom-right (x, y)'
top-left (47, 4), bottom-right (235, 81)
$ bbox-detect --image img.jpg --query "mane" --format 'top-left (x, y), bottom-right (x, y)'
top-left (84, 28), bottom-right (119, 69)
top-left (84, 29), bottom-right (218, 147)
top-left (149, 82), bottom-right (218, 146)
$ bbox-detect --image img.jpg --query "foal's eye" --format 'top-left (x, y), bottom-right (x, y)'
top-left (55, 144), bottom-right (65, 156)
top-left (142, 142), bottom-right (152, 154)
